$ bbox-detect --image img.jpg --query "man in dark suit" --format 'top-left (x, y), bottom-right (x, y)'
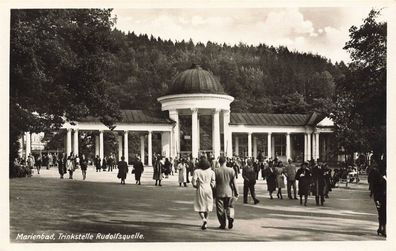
top-left (214, 156), bottom-right (239, 229)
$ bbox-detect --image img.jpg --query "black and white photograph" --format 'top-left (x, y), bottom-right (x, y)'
top-left (2, 0), bottom-right (394, 249)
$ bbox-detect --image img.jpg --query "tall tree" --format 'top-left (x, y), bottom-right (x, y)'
top-left (332, 9), bottom-right (386, 160)
top-left (10, 9), bottom-right (121, 171)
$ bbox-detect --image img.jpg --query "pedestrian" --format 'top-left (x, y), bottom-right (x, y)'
top-left (117, 156), bottom-right (128, 185)
top-left (108, 155), bottom-right (114, 172)
top-left (48, 153), bottom-right (53, 168)
top-left (102, 156), bottom-right (107, 171)
top-left (265, 163), bottom-right (277, 199)
top-left (133, 157), bottom-right (144, 185)
top-left (57, 153), bottom-right (65, 179)
top-left (369, 159), bottom-right (386, 237)
top-left (94, 155), bottom-right (101, 172)
top-left (153, 155), bottom-right (163, 186)
top-left (312, 161), bottom-right (326, 206)
top-left (284, 159), bottom-right (298, 200)
top-left (275, 162), bottom-right (285, 199)
top-left (66, 154), bottom-right (75, 179)
top-left (242, 159), bottom-right (260, 204)
top-left (177, 158), bottom-right (188, 187)
top-left (296, 162), bottom-right (312, 206)
top-left (80, 154), bottom-right (88, 180)
top-left (214, 156), bottom-right (239, 230)
top-left (27, 154), bottom-right (35, 172)
top-left (192, 156), bottom-right (216, 230)
top-left (35, 155), bottom-right (42, 174)
top-left (323, 163), bottom-right (332, 198)
top-left (164, 158), bottom-right (171, 178)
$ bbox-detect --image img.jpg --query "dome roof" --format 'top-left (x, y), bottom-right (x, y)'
top-left (167, 64), bottom-right (226, 95)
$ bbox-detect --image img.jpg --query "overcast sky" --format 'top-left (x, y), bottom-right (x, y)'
top-left (113, 7), bottom-right (388, 63)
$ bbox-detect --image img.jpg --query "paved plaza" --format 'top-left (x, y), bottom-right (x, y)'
top-left (10, 166), bottom-right (384, 242)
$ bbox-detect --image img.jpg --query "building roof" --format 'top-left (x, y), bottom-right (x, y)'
top-left (79, 110), bottom-right (174, 124)
top-left (166, 64), bottom-right (226, 95)
top-left (230, 112), bottom-right (327, 126)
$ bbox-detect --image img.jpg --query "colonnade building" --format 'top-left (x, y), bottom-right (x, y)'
top-left (21, 64), bottom-right (337, 166)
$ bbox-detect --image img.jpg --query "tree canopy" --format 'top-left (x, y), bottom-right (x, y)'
top-left (332, 9), bottom-right (386, 160)
top-left (10, 9), bottom-right (122, 166)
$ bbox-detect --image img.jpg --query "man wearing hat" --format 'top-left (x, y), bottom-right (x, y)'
top-left (242, 159), bottom-right (260, 204)
top-left (295, 161), bottom-right (312, 206)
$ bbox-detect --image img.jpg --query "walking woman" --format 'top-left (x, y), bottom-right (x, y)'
top-left (57, 153), bottom-right (65, 179)
top-left (296, 162), bottom-right (312, 206)
top-left (80, 154), bottom-right (88, 180)
top-left (35, 155), bottom-right (42, 174)
top-left (67, 154), bottom-right (75, 179)
top-left (117, 156), bottom-right (128, 185)
top-left (192, 156), bottom-right (216, 230)
top-left (153, 155), bottom-right (163, 186)
top-left (177, 158), bottom-right (188, 187)
top-left (275, 162), bottom-right (285, 199)
top-left (265, 163), bottom-right (277, 199)
top-left (133, 157), bottom-right (144, 185)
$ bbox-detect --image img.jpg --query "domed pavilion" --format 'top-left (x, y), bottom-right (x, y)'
top-left (157, 64), bottom-right (234, 159)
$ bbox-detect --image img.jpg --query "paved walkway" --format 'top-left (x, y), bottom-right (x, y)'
top-left (9, 166), bottom-right (384, 242)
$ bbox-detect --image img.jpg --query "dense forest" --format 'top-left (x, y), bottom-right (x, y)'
top-left (105, 29), bottom-right (348, 115)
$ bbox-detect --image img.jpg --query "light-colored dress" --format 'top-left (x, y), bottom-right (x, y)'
top-left (192, 168), bottom-right (216, 212)
top-left (177, 163), bottom-right (187, 183)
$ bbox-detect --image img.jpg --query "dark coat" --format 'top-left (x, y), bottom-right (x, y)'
top-left (242, 165), bottom-right (257, 185)
top-left (296, 168), bottom-right (312, 196)
top-left (311, 166), bottom-right (325, 196)
top-left (117, 161), bottom-right (128, 180)
top-left (153, 159), bottom-right (163, 180)
top-left (80, 158), bottom-right (88, 171)
top-left (265, 167), bottom-right (277, 192)
top-left (133, 160), bottom-right (144, 180)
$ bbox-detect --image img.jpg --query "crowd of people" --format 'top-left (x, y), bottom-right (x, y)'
top-left (13, 150), bottom-right (386, 236)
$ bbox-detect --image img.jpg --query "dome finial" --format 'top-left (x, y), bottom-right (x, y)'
top-left (190, 63), bottom-right (201, 69)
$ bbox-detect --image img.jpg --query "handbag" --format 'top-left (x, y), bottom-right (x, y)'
top-left (117, 172), bottom-right (121, 179)
top-left (132, 169), bottom-right (135, 174)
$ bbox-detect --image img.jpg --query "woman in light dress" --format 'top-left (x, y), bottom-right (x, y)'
top-left (177, 158), bottom-right (188, 187)
top-left (275, 162), bottom-right (285, 199)
top-left (192, 156), bottom-right (216, 230)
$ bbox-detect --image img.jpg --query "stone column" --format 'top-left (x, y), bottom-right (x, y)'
top-left (169, 110), bottom-right (180, 158)
top-left (315, 132), bottom-right (320, 161)
top-left (197, 116), bottom-right (200, 154)
top-left (73, 129), bottom-right (79, 156)
top-left (253, 136), bottom-right (257, 159)
top-left (161, 132), bottom-right (170, 158)
top-left (286, 132), bottom-right (291, 161)
top-left (25, 132), bottom-right (31, 160)
top-left (123, 131), bottom-right (128, 164)
top-left (99, 130), bottom-right (104, 165)
top-left (140, 135), bottom-right (145, 165)
top-left (247, 132), bottom-right (252, 158)
top-left (191, 108), bottom-right (199, 159)
top-left (148, 131), bottom-right (153, 166)
top-left (267, 133), bottom-right (272, 159)
top-left (117, 134), bottom-right (123, 161)
top-left (304, 133), bottom-right (307, 161)
top-left (18, 136), bottom-right (23, 158)
top-left (212, 109), bottom-right (220, 158)
top-left (95, 135), bottom-right (99, 157)
top-left (234, 136), bottom-right (239, 156)
top-left (223, 110), bottom-right (232, 157)
top-left (66, 129), bottom-right (72, 156)
top-left (307, 132), bottom-right (312, 161)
